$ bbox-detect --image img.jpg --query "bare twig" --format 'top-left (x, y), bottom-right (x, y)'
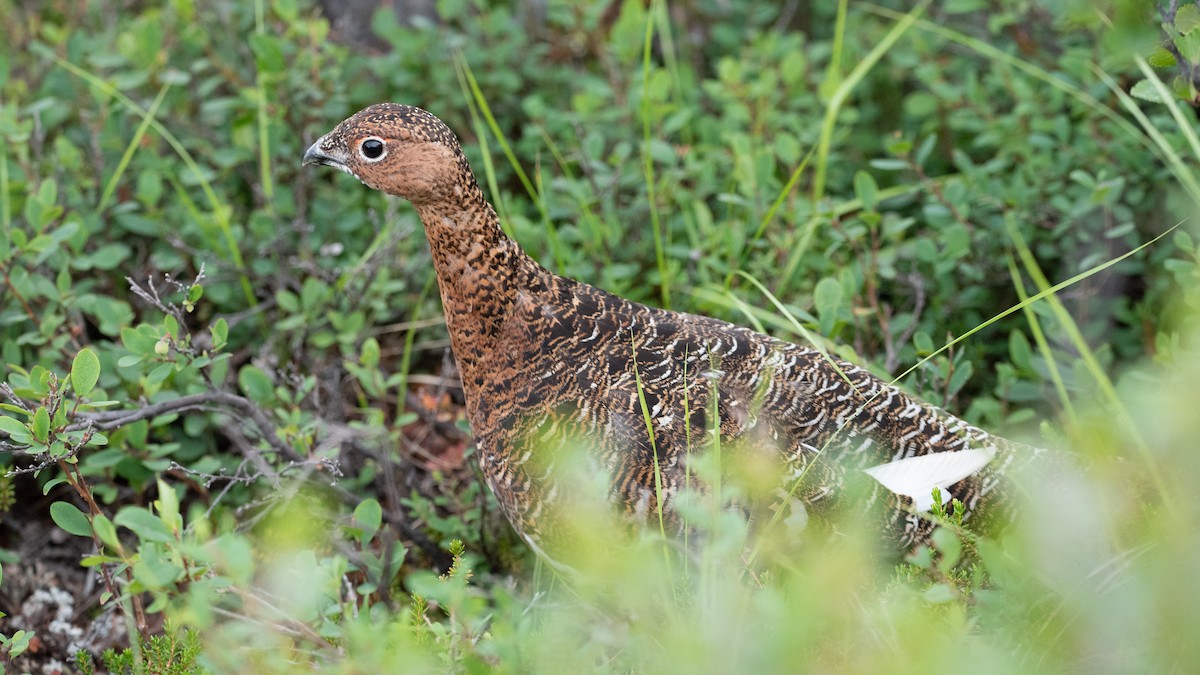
top-left (74, 390), bottom-right (299, 461)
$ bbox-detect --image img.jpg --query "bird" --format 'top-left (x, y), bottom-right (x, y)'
top-left (303, 103), bottom-right (1033, 562)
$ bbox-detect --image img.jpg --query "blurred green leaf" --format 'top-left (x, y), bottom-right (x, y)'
top-left (1130, 79), bottom-right (1168, 103)
top-left (211, 317), bottom-right (229, 350)
top-left (249, 34), bottom-right (284, 73)
top-left (814, 278), bottom-right (842, 312)
top-left (238, 365), bottom-right (274, 403)
top-left (854, 170), bottom-right (879, 211)
top-left (354, 498), bottom-right (383, 543)
top-left (115, 506), bottom-right (175, 544)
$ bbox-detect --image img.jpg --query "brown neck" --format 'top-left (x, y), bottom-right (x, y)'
top-left (411, 167), bottom-right (537, 406)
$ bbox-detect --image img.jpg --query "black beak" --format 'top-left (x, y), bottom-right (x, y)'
top-left (303, 139), bottom-right (340, 167)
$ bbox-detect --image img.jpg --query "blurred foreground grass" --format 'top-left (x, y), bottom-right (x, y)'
top-left (189, 339), bottom-right (1200, 673)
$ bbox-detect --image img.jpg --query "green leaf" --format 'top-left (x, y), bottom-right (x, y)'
top-left (146, 362), bottom-right (174, 386)
top-left (155, 477), bottom-right (181, 534)
top-left (121, 325), bottom-right (157, 355)
top-left (42, 476), bottom-right (69, 495)
top-left (932, 527), bottom-right (962, 571)
top-left (50, 501), bottom-right (92, 537)
top-left (249, 34), bottom-right (285, 73)
top-left (0, 416), bottom-right (29, 438)
top-left (276, 290), bottom-right (299, 313)
top-left (71, 347), bottom-right (101, 397)
top-left (913, 332), bottom-right (934, 355)
top-left (853, 170), bottom-right (878, 211)
top-left (813, 277), bottom-right (842, 319)
top-left (163, 314), bottom-right (179, 339)
top-left (133, 547), bottom-right (184, 589)
top-left (300, 277), bottom-right (328, 311)
top-left (1129, 79), bottom-right (1168, 103)
top-left (31, 407), bottom-right (50, 443)
top-left (117, 355), bottom-right (145, 368)
top-left (92, 514), bottom-right (122, 552)
top-left (238, 365), bottom-right (274, 403)
top-left (354, 498), bottom-right (383, 542)
top-left (273, 0), bottom-right (299, 22)
top-left (115, 506), bottom-right (175, 543)
top-left (1009, 330), bottom-right (1033, 370)
top-left (360, 337), bottom-right (381, 368)
top-left (1174, 230), bottom-right (1195, 253)
top-left (1177, 3), bottom-right (1200, 35)
top-left (5, 629), bottom-right (32, 658)
top-left (1147, 47), bottom-right (1176, 68)
top-left (211, 317), bottom-right (229, 350)
top-left (946, 360), bottom-right (974, 396)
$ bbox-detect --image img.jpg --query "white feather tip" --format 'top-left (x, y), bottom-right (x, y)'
top-left (863, 448), bottom-right (996, 511)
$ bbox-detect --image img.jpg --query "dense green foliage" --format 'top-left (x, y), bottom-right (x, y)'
top-left (1, 0), bottom-right (1199, 671)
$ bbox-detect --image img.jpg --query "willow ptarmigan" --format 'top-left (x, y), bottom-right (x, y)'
top-left (304, 103), bottom-right (1032, 560)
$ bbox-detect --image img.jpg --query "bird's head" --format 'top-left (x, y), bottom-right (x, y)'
top-left (303, 103), bottom-right (467, 204)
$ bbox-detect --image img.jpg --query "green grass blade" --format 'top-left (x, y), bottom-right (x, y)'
top-left (1, 143), bottom-right (10, 232)
top-left (98, 82), bottom-right (170, 213)
top-left (640, 0), bottom-right (670, 308)
top-left (455, 60), bottom-right (514, 239)
top-left (456, 55), bottom-right (565, 269)
top-left (630, 338), bottom-right (675, 585)
top-left (725, 143), bottom-right (818, 289)
top-left (36, 44), bottom-right (259, 313)
top-left (533, 124), bottom-right (610, 260)
top-left (1006, 255), bottom-right (1076, 422)
top-left (455, 56), bottom-right (546, 215)
top-left (1006, 219), bottom-right (1171, 505)
top-left (734, 270), bottom-right (859, 393)
top-left (889, 223), bottom-right (1181, 393)
top-left (1133, 59), bottom-right (1200, 165)
top-left (810, 0), bottom-right (930, 204)
top-left (1093, 63), bottom-right (1200, 206)
top-left (254, 0), bottom-right (275, 214)
top-left (393, 273), bottom-right (437, 421)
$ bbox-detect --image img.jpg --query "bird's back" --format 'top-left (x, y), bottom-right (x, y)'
top-left (472, 261), bottom-right (1019, 551)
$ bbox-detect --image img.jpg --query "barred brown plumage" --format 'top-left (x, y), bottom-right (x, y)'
top-left (304, 103), bottom-right (1038, 560)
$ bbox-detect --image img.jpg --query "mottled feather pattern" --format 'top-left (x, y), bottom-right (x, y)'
top-left (305, 103), bottom-right (1032, 557)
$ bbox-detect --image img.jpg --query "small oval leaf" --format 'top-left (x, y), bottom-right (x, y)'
top-left (71, 348), bottom-right (101, 397)
top-left (354, 498), bottom-right (383, 541)
top-left (238, 365), bottom-right (274, 403)
top-left (32, 407), bottom-right (50, 443)
top-left (0, 416), bottom-right (29, 437)
top-left (50, 501), bottom-right (92, 537)
top-left (115, 505), bottom-right (174, 543)
top-left (92, 514), bottom-right (122, 552)
top-left (813, 277), bottom-right (843, 317)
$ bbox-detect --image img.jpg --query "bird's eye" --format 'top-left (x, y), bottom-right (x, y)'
top-left (359, 137), bottom-right (386, 161)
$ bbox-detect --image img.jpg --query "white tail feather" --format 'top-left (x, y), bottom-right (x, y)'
top-left (863, 448), bottom-right (996, 511)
